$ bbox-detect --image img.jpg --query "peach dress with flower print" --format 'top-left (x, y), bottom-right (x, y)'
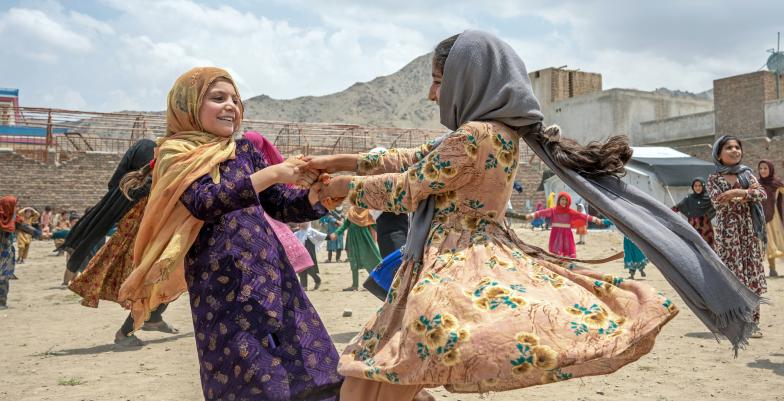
top-left (337, 121), bottom-right (678, 393)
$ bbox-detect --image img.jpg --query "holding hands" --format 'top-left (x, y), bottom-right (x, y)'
top-left (287, 155), bottom-right (355, 209)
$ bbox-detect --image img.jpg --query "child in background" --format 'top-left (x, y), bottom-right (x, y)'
top-left (294, 222), bottom-right (327, 291)
top-left (0, 196), bottom-right (18, 308)
top-left (575, 203), bottom-right (588, 245)
top-left (330, 206), bottom-right (381, 291)
top-left (15, 207), bottom-right (39, 264)
top-left (526, 192), bottom-right (603, 258)
top-left (624, 237), bottom-right (648, 279)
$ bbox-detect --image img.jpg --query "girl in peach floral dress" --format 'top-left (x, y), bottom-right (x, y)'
top-left (309, 31), bottom-right (759, 401)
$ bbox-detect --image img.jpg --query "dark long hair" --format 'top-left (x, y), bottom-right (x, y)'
top-left (433, 35), bottom-right (631, 178)
top-left (120, 164), bottom-right (152, 200)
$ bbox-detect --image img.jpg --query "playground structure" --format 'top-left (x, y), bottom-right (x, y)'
top-left (0, 107), bottom-right (446, 163)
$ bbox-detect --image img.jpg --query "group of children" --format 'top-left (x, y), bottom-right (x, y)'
top-left (0, 30), bottom-right (771, 401)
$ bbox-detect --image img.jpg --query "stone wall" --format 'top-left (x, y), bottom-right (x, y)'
top-left (0, 148), bottom-right (123, 212)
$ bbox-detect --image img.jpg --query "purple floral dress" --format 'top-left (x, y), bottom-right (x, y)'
top-left (181, 139), bottom-right (342, 401)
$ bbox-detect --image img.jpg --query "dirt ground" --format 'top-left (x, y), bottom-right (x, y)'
top-left (1, 226), bottom-right (782, 401)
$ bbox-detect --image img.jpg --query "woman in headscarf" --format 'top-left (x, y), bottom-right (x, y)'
top-left (330, 206), bottom-right (382, 291)
top-left (116, 67), bottom-right (342, 400)
top-left (0, 196), bottom-right (18, 309)
top-left (707, 136), bottom-right (767, 337)
top-left (757, 159), bottom-right (784, 277)
top-left (306, 30), bottom-right (760, 400)
top-left (672, 178), bottom-right (715, 248)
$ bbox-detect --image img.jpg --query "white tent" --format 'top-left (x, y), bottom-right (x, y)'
top-left (544, 147), bottom-right (714, 209)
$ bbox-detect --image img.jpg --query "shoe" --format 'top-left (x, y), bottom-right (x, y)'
top-left (342, 286), bottom-right (358, 292)
top-left (10, 274), bottom-right (18, 280)
top-left (751, 330), bottom-right (763, 339)
top-left (640, 269), bottom-right (647, 278)
top-left (313, 281), bottom-right (321, 291)
top-left (141, 321), bottom-right (180, 334)
top-left (770, 269), bottom-right (779, 277)
top-left (114, 330), bottom-right (145, 346)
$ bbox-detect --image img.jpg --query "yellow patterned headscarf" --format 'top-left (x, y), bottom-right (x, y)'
top-left (118, 67), bottom-right (243, 331)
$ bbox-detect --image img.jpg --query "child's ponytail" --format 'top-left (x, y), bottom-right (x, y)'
top-left (521, 124), bottom-right (631, 178)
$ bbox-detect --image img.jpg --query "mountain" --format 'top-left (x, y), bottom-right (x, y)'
top-left (243, 54), bottom-right (442, 130)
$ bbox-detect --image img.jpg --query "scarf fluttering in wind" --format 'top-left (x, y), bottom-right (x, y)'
top-left (415, 29), bottom-right (760, 354)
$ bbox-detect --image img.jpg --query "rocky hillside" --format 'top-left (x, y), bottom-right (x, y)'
top-left (243, 54), bottom-right (442, 130)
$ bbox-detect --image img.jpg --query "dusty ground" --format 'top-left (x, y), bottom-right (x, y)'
top-left (0, 226), bottom-right (782, 401)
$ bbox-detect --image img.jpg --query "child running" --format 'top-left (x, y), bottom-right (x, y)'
top-left (525, 192), bottom-right (603, 258)
top-left (117, 67), bottom-right (342, 400)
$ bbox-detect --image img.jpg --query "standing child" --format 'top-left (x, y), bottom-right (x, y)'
top-left (526, 192), bottom-right (603, 258)
top-left (757, 159), bottom-right (784, 277)
top-left (320, 210), bottom-right (345, 263)
top-left (707, 136), bottom-right (767, 337)
top-left (575, 203), bottom-right (588, 244)
top-left (530, 200), bottom-right (545, 230)
top-left (0, 196), bottom-right (17, 309)
top-left (330, 206), bottom-right (382, 291)
top-left (117, 67), bottom-right (342, 400)
top-left (623, 237), bottom-right (648, 279)
top-left (545, 191), bottom-right (555, 229)
top-left (15, 207), bottom-right (39, 264)
top-left (295, 222), bottom-right (327, 290)
top-left (672, 178), bottom-right (715, 249)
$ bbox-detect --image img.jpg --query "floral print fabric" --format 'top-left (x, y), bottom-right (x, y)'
top-left (337, 121), bottom-right (678, 392)
top-left (707, 173), bottom-right (767, 296)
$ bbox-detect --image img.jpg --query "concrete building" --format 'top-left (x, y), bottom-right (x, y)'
top-left (529, 68), bottom-right (714, 145)
top-left (528, 66), bottom-right (784, 178)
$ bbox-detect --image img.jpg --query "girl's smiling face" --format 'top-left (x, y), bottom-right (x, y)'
top-left (199, 79), bottom-right (241, 137)
top-left (558, 196), bottom-right (568, 207)
top-left (718, 139), bottom-right (742, 166)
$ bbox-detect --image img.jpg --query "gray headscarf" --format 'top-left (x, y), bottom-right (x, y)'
top-left (402, 30), bottom-right (543, 266)
top-left (406, 29), bottom-right (759, 354)
top-left (711, 135), bottom-right (767, 243)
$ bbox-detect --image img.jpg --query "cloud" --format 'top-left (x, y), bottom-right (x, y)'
top-left (0, 7), bottom-right (93, 55)
top-left (3, 0), bottom-right (782, 112)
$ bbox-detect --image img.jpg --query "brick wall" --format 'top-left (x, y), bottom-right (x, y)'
top-left (714, 71), bottom-right (783, 139)
top-left (0, 149), bottom-right (123, 212)
top-left (550, 69), bottom-right (603, 103)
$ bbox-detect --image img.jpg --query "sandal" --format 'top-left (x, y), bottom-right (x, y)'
top-left (751, 330), bottom-right (763, 339)
top-left (114, 330), bottom-right (145, 346)
top-left (141, 320), bottom-right (180, 334)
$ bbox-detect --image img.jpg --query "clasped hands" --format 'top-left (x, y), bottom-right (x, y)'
top-left (714, 182), bottom-right (760, 204)
top-left (279, 155), bottom-right (353, 209)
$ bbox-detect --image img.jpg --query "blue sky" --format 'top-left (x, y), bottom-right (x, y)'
top-left (1, 0), bottom-right (782, 112)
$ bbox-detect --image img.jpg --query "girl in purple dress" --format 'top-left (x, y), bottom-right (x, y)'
top-left (119, 67), bottom-right (342, 400)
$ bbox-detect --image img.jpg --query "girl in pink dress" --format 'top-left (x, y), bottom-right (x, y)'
top-left (527, 192), bottom-right (602, 258)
